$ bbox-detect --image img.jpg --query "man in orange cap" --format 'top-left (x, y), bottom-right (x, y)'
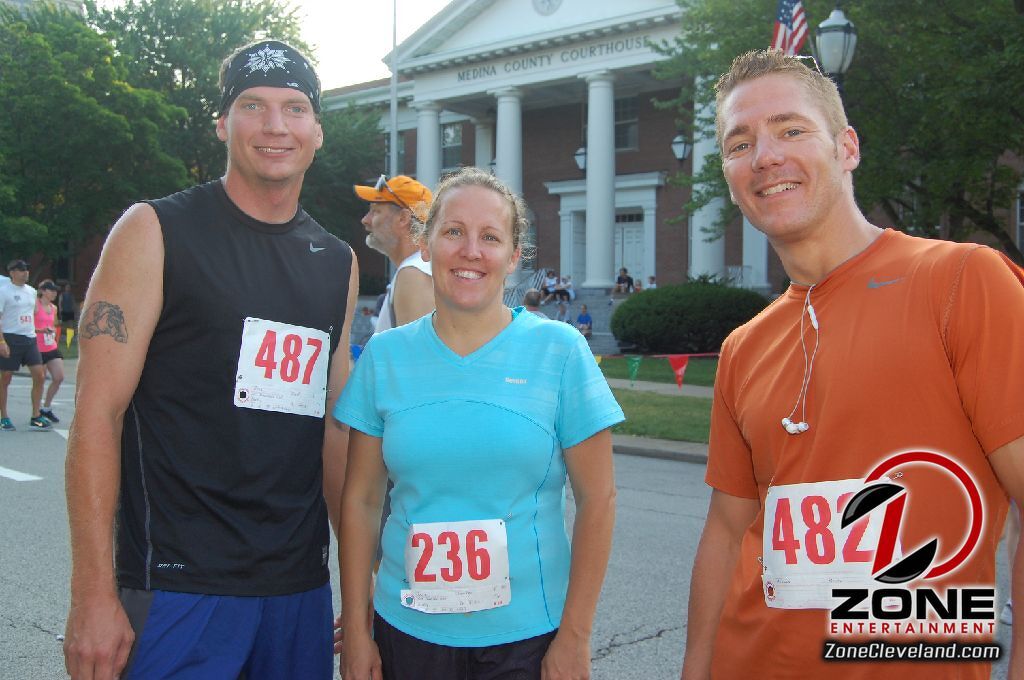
top-left (355, 175), bottom-right (435, 333)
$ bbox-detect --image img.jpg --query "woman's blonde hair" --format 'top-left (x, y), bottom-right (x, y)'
top-left (414, 167), bottom-right (534, 257)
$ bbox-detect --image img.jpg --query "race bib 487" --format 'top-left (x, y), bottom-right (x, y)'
top-left (234, 317), bottom-right (330, 418)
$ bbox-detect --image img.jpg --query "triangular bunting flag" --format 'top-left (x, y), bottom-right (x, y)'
top-left (66, 328), bottom-right (75, 348)
top-left (667, 355), bottom-right (690, 390)
top-left (627, 355), bottom-right (642, 385)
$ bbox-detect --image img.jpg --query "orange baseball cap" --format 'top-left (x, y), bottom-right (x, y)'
top-left (354, 175), bottom-right (432, 220)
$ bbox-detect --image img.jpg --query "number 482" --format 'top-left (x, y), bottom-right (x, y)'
top-left (771, 492), bottom-right (872, 566)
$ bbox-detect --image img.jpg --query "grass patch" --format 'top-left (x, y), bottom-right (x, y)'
top-left (59, 328), bottom-right (79, 360)
top-left (599, 356), bottom-right (717, 387)
top-left (611, 388), bottom-right (712, 443)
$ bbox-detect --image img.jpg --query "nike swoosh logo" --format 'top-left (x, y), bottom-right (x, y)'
top-left (309, 243), bottom-right (325, 253)
top-left (867, 277), bottom-right (902, 289)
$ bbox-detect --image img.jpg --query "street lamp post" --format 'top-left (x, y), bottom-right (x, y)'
top-left (813, 6), bottom-right (857, 93)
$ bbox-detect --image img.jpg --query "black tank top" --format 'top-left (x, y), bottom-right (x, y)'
top-left (116, 180), bottom-right (351, 595)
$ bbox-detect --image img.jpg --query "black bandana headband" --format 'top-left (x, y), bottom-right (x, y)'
top-left (219, 40), bottom-right (321, 116)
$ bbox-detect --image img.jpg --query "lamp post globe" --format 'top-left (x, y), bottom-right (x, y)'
top-left (574, 146), bottom-right (587, 171)
top-left (813, 7), bottom-right (857, 83)
top-left (671, 134), bottom-right (693, 162)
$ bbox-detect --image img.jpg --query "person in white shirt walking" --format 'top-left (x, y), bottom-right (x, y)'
top-left (0, 259), bottom-right (52, 431)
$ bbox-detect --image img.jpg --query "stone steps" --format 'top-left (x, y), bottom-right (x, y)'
top-left (536, 289), bottom-right (625, 355)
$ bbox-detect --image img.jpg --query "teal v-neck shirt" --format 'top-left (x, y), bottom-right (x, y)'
top-left (334, 308), bottom-right (624, 646)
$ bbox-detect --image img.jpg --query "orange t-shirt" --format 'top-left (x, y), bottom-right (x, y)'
top-left (705, 230), bottom-right (1024, 679)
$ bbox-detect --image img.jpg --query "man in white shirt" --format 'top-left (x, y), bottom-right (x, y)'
top-left (0, 259), bottom-right (51, 431)
top-left (355, 175), bottom-right (435, 333)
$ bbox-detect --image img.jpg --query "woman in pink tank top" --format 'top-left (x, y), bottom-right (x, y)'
top-left (34, 280), bottom-right (64, 423)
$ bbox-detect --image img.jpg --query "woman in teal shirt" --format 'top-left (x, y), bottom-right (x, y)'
top-left (336, 168), bottom-right (622, 680)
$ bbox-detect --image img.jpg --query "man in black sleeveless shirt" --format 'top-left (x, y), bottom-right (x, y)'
top-left (64, 40), bottom-right (358, 680)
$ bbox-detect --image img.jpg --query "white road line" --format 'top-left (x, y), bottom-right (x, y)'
top-left (0, 465), bottom-right (42, 482)
top-left (56, 429), bottom-right (69, 440)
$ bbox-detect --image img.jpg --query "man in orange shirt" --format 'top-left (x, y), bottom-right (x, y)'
top-left (681, 49), bottom-right (1024, 680)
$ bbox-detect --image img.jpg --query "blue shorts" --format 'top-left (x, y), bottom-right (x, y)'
top-left (120, 583), bottom-right (333, 679)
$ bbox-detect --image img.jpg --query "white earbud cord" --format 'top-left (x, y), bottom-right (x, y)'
top-left (782, 285), bottom-right (819, 434)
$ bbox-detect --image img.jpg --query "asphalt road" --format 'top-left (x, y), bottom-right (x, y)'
top-left (0, 369), bottom-right (702, 679)
top-left (0, 368), bottom-right (1015, 679)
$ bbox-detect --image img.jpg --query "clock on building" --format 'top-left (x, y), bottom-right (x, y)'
top-left (532, 0), bottom-right (562, 16)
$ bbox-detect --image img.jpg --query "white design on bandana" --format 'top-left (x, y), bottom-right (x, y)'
top-left (245, 46), bottom-right (291, 74)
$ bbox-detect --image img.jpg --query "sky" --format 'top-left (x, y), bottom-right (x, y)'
top-left (297, 0), bottom-right (453, 90)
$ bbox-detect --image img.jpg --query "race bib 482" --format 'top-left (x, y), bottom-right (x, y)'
top-left (762, 479), bottom-right (895, 609)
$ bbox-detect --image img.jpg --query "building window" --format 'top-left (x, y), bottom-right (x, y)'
top-left (384, 133), bottom-right (405, 176)
top-left (442, 123), bottom-right (463, 171)
top-left (582, 97), bottom-right (639, 151)
top-left (614, 97), bottom-right (639, 150)
top-left (54, 255), bottom-right (70, 281)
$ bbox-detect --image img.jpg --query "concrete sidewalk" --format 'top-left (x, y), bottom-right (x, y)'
top-left (42, 359), bottom-right (709, 466)
top-left (611, 434), bottom-right (707, 465)
top-left (606, 377), bottom-right (713, 399)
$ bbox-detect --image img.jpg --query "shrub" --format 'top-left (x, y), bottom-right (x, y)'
top-left (610, 282), bottom-right (768, 353)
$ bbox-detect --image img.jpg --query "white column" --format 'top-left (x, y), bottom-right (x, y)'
top-left (642, 200), bottom-right (657, 284)
top-left (414, 101), bottom-right (441, 191)
top-left (581, 71), bottom-right (616, 288)
top-left (558, 209), bottom-right (574, 278)
top-left (491, 88), bottom-right (523, 195)
top-left (472, 118), bottom-right (494, 170)
top-left (742, 217), bottom-right (770, 293)
top-left (689, 77), bottom-right (725, 279)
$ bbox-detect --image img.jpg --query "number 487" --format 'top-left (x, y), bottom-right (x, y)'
top-left (253, 330), bottom-right (322, 384)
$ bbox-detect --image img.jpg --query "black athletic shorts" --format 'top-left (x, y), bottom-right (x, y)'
top-left (372, 612), bottom-right (556, 680)
top-left (41, 348), bottom-right (64, 363)
top-left (0, 334), bottom-right (42, 371)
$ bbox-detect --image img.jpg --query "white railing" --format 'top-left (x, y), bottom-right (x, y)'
top-left (503, 268), bottom-right (545, 308)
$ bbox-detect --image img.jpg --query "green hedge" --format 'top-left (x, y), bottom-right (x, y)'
top-left (610, 282), bottom-right (768, 353)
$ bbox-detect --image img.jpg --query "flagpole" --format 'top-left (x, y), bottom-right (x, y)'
top-left (388, 0), bottom-right (399, 176)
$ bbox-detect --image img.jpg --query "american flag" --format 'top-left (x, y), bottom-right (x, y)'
top-left (772, 0), bottom-right (808, 55)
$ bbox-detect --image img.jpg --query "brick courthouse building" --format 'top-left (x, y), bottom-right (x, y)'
top-left (325, 0), bottom-right (786, 294)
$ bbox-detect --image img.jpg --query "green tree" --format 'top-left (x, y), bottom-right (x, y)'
top-left (301, 105), bottom-right (385, 246)
top-left (84, 0), bottom-right (386, 283)
top-left (86, 0), bottom-right (307, 183)
top-left (657, 0), bottom-right (1024, 264)
top-left (0, 5), bottom-right (187, 263)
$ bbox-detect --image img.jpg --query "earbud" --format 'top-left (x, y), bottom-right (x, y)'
top-left (807, 304), bottom-right (819, 330)
top-left (781, 417), bottom-right (810, 435)
top-left (782, 287), bottom-right (819, 436)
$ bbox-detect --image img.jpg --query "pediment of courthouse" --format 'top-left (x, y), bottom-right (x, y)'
top-left (386, 0), bottom-right (683, 114)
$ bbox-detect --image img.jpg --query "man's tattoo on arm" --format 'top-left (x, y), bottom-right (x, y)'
top-left (81, 301), bottom-right (129, 343)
